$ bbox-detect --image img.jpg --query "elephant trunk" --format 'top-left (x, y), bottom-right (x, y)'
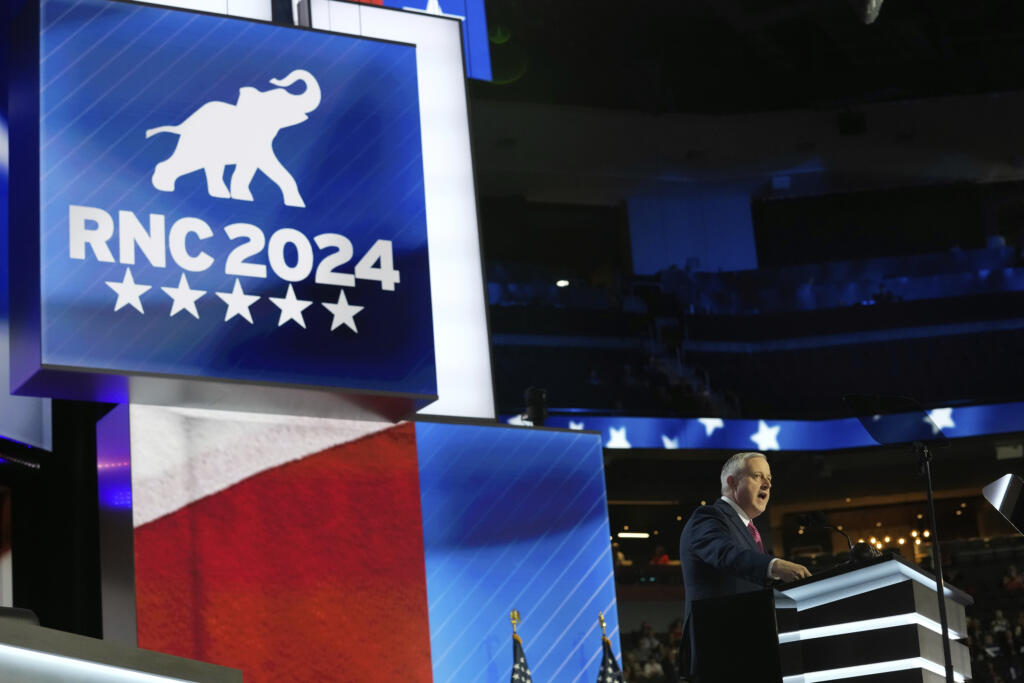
top-left (269, 69), bottom-right (321, 114)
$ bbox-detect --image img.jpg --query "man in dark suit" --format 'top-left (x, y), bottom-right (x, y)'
top-left (678, 451), bottom-right (810, 680)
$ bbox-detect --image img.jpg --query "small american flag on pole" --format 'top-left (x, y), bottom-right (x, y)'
top-left (596, 636), bottom-right (624, 683)
top-left (510, 610), bottom-right (533, 683)
top-left (511, 634), bottom-right (533, 683)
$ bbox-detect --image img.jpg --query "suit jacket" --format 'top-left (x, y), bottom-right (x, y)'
top-left (678, 498), bottom-right (772, 679)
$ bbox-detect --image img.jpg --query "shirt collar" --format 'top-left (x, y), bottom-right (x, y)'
top-left (720, 495), bottom-right (752, 527)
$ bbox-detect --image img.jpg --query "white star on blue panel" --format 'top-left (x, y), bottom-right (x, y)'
top-left (926, 407), bottom-right (955, 435)
top-left (606, 427), bottom-right (631, 449)
top-left (106, 267), bottom-right (151, 314)
top-left (698, 417), bottom-right (725, 437)
top-left (750, 420), bottom-right (781, 451)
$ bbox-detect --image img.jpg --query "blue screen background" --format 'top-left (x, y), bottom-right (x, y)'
top-left (417, 422), bottom-right (622, 682)
top-left (34, 0), bottom-right (435, 396)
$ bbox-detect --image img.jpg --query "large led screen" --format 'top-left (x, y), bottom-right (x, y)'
top-left (0, 107), bottom-right (51, 448)
top-left (416, 422), bottom-right (622, 682)
top-left (129, 412), bottom-right (620, 682)
top-left (13, 0), bottom-right (436, 401)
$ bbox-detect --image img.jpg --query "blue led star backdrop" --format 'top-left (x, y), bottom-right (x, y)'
top-left (511, 402), bottom-right (1021, 451)
top-left (10, 0), bottom-right (436, 416)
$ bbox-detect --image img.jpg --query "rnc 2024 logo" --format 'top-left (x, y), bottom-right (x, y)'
top-left (66, 69), bottom-right (401, 334)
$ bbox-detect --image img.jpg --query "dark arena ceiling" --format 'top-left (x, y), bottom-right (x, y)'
top-left (472, 0), bottom-right (1024, 114)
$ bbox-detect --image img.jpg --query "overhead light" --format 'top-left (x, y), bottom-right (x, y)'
top-left (898, 538), bottom-right (906, 545)
top-left (915, 539), bottom-right (922, 545)
top-left (618, 532), bottom-right (650, 539)
top-left (875, 542), bottom-right (883, 549)
top-left (884, 536), bottom-right (891, 543)
top-left (555, 279), bottom-right (569, 288)
top-left (923, 530), bottom-right (930, 538)
top-left (869, 537), bottom-right (877, 544)
top-left (911, 531), bottom-right (918, 538)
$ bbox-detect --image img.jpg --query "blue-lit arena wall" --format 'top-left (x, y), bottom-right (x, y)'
top-left (417, 423), bottom-right (620, 682)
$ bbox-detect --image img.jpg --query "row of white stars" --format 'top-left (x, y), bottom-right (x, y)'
top-left (568, 408), bottom-right (958, 450)
top-left (105, 267), bottom-right (362, 332)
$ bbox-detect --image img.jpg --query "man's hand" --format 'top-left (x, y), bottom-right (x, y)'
top-left (772, 559), bottom-right (811, 582)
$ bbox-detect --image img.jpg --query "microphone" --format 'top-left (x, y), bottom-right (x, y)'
top-left (800, 512), bottom-right (880, 562)
top-left (799, 511), bottom-right (851, 550)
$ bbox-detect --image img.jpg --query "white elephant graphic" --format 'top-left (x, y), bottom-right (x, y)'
top-left (146, 69), bottom-right (321, 208)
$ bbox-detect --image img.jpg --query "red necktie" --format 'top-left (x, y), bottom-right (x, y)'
top-left (748, 521), bottom-right (764, 553)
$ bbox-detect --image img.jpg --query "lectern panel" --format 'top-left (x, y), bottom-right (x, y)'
top-left (776, 558), bottom-right (973, 682)
top-left (792, 580), bottom-right (967, 638)
top-left (783, 624), bottom-right (969, 677)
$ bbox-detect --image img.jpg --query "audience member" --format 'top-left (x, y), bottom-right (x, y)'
top-left (1004, 566), bottom-right (1024, 591)
top-left (649, 545), bottom-right (670, 565)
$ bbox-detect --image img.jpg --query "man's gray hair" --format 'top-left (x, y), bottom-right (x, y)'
top-left (720, 451), bottom-right (766, 495)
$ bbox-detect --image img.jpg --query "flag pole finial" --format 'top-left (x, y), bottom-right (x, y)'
top-left (511, 609), bottom-right (521, 636)
top-left (599, 612), bottom-right (607, 637)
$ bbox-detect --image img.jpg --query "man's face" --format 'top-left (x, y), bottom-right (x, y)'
top-left (728, 456), bottom-right (771, 519)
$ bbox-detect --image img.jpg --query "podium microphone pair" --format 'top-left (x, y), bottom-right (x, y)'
top-left (798, 511), bottom-right (883, 563)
